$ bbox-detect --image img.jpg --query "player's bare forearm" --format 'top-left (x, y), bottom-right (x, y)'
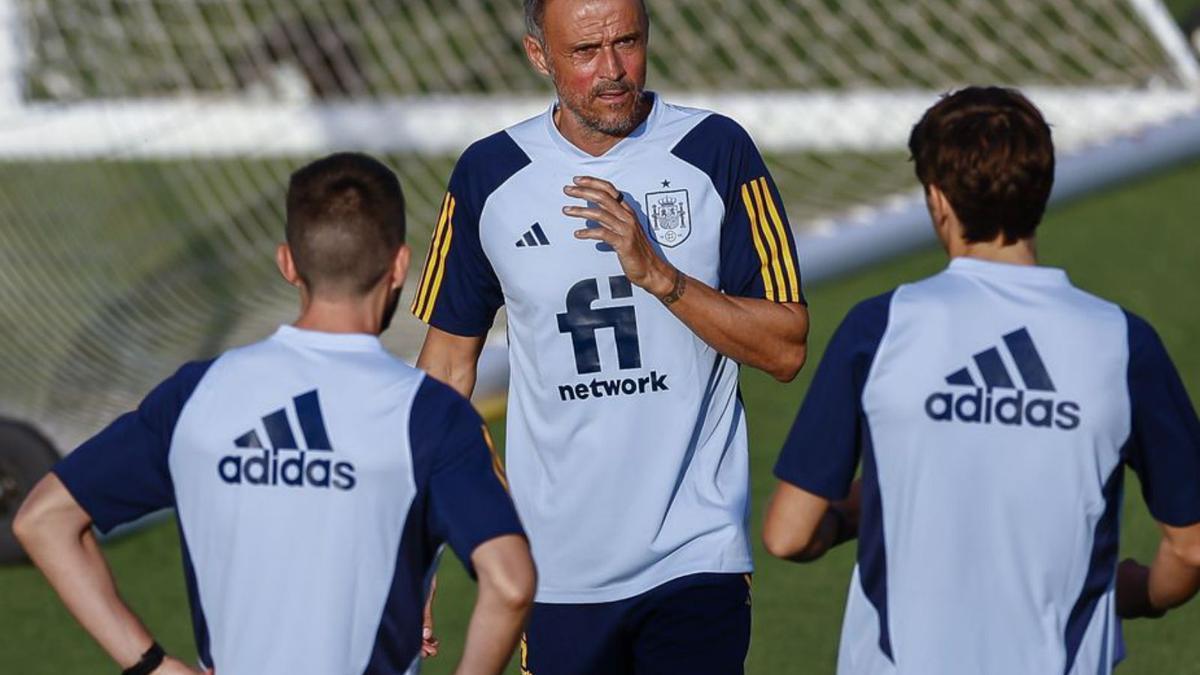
top-left (457, 535), bottom-right (536, 675)
top-left (764, 480), bottom-right (860, 563)
top-left (563, 176), bottom-right (808, 381)
top-left (1118, 521), bottom-right (1200, 618)
top-left (656, 269), bottom-right (808, 382)
top-left (416, 326), bottom-right (487, 398)
top-left (12, 474), bottom-right (179, 671)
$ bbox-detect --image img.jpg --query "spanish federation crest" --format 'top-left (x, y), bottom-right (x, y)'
top-left (645, 189), bottom-right (692, 248)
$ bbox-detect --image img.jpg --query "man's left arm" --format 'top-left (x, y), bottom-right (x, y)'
top-left (14, 475), bottom-right (204, 674)
top-left (565, 175), bottom-right (808, 382)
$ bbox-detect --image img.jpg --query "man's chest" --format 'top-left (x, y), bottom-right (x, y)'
top-left (477, 154), bottom-right (725, 307)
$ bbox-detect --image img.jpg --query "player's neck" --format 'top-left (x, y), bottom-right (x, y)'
top-left (952, 236), bottom-right (1038, 267)
top-left (292, 294), bottom-right (389, 336)
top-left (553, 95), bottom-right (652, 157)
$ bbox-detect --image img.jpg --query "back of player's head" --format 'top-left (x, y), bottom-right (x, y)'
top-left (285, 152), bottom-right (406, 297)
top-left (908, 86), bottom-right (1055, 244)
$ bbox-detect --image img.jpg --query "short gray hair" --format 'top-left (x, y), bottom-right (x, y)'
top-left (524, 0), bottom-right (648, 42)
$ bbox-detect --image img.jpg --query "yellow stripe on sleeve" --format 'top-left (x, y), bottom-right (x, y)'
top-left (411, 193), bottom-right (452, 317)
top-left (419, 196), bottom-right (457, 323)
top-left (740, 184), bottom-right (776, 301)
top-left (481, 423), bottom-right (509, 491)
top-left (759, 177), bottom-right (801, 302)
top-left (750, 179), bottom-right (788, 301)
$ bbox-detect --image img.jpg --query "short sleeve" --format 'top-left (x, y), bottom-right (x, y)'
top-left (410, 132), bottom-right (531, 337)
top-left (53, 360), bottom-right (214, 533)
top-left (774, 292), bottom-right (893, 500)
top-left (672, 114), bottom-right (804, 303)
top-left (410, 378), bottom-right (524, 576)
top-left (1123, 311), bottom-right (1200, 526)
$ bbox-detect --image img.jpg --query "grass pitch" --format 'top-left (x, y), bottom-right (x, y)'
top-left (2, 158), bottom-right (1199, 673)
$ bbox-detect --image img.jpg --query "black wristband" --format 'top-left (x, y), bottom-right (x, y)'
top-left (122, 641), bottom-right (165, 675)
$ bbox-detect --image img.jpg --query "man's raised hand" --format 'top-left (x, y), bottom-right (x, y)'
top-left (563, 176), bottom-right (674, 298)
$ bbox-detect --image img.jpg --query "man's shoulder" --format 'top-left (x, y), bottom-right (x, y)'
top-left (667, 107), bottom-right (753, 155)
top-left (452, 128), bottom-right (535, 202)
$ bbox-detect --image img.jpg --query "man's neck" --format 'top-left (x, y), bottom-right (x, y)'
top-left (553, 95), bottom-right (652, 157)
top-left (292, 297), bottom-right (383, 336)
top-left (952, 236), bottom-right (1038, 266)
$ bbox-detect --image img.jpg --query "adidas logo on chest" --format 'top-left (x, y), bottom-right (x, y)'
top-left (924, 327), bottom-right (1081, 430)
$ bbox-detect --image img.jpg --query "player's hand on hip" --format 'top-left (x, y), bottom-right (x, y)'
top-left (564, 176), bottom-right (674, 297)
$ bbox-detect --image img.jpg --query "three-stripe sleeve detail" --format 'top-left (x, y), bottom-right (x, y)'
top-left (411, 193), bottom-right (456, 322)
top-left (741, 177), bottom-right (800, 302)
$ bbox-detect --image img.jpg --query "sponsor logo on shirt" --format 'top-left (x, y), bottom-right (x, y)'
top-left (555, 275), bottom-right (671, 402)
top-left (219, 390), bottom-right (357, 490)
top-left (924, 327), bottom-right (1080, 430)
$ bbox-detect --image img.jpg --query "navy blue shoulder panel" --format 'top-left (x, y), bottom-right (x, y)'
top-left (671, 113), bottom-right (756, 207)
top-left (1123, 309), bottom-right (1200, 526)
top-left (774, 290), bottom-right (895, 500)
top-left (452, 129), bottom-right (533, 216)
top-left (53, 358), bottom-right (216, 533)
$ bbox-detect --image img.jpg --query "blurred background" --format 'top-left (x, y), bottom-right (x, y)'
top-left (1, 1), bottom-right (1199, 672)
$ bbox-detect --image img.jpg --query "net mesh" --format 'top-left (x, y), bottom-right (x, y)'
top-left (1, 0), bottom-right (1196, 447)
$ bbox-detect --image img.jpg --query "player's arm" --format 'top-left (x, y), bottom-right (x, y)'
top-left (417, 379), bottom-right (534, 673)
top-left (1118, 523), bottom-right (1200, 619)
top-left (763, 479), bottom-right (860, 562)
top-left (458, 534), bottom-right (536, 675)
top-left (566, 175), bottom-right (807, 381)
top-left (14, 476), bottom-right (203, 674)
top-left (416, 327), bottom-right (488, 398)
top-left (1116, 312), bottom-right (1200, 619)
top-left (763, 296), bottom-right (889, 561)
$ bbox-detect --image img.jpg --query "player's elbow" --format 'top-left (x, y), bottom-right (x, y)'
top-left (761, 521), bottom-right (817, 562)
top-left (769, 342), bottom-right (808, 383)
top-left (490, 564), bottom-right (537, 613)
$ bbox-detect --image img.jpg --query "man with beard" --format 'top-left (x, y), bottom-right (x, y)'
top-left (411, 1), bottom-right (809, 672)
top-left (15, 153), bottom-right (535, 675)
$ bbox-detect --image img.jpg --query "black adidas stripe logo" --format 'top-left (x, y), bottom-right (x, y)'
top-left (222, 390), bottom-right (357, 490)
top-left (515, 223), bottom-right (550, 248)
top-left (944, 327), bottom-right (1055, 392)
top-left (926, 327), bottom-right (1081, 430)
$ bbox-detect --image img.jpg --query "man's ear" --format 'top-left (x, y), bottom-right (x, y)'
top-left (523, 34), bottom-right (551, 77)
top-left (276, 243), bottom-right (303, 287)
top-left (389, 244), bottom-right (412, 291)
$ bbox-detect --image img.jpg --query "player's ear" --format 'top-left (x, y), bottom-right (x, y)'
top-left (926, 184), bottom-right (954, 250)
top-left (389, 244), bottom-right (411, 291)
top-left (276, 243), bottom-right (302, 288)
top-left (524, 34), bottom-right (551, 77)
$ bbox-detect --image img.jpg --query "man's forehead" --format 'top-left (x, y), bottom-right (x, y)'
top-left (544, 0), bottom-right (647, 42)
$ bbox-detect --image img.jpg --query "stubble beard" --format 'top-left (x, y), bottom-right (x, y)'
top-left (552, 67), bottom-right (648, 138)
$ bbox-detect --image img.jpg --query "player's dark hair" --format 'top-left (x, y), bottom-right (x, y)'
top-left (285, 152), bottom-right (406, 297)
top-left (908, 86), bottom-right (1055, 244)
top-left (524, 0), bottom-right (648, 42)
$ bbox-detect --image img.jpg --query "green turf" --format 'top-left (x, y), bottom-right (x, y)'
top-left (3, 157), bottom-right (1200, 672)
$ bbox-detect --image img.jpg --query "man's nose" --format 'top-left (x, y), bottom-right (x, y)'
top-left (598, 45), bottom-right (626, 81)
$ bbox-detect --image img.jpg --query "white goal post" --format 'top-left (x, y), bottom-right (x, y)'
top-left (0, 0), bottom-right (1198, 452)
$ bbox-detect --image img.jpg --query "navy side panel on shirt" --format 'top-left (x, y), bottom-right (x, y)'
top-left (411, 131), bottom-right (532, 336)
top-left (774, 291), bottom-right (893, 499)
top-left (365, 376), bottom-right (524, 673)
top-left (53, 359), bottom-right (215, 533)
top-left (672, 113), bottom-right (805, 304)
top-left (1123, 310), bottom-right (1200, 526)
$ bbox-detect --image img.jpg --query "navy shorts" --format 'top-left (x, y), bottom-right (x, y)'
top-left (521, 572), bottom-right (752, 675)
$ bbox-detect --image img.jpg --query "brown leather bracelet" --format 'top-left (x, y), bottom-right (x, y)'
top-left (660, 268), bottom-right (687, 305)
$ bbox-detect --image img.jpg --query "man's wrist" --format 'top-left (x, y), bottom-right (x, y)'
top-left (121, 641), bottom-right (166, 675)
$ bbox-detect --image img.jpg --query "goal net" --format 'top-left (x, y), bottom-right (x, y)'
top-left (1, 0), bottom-right (1198, 450)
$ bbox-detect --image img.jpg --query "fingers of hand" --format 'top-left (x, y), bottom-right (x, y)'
top-left (572, 175), bottom-right (620, 200)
